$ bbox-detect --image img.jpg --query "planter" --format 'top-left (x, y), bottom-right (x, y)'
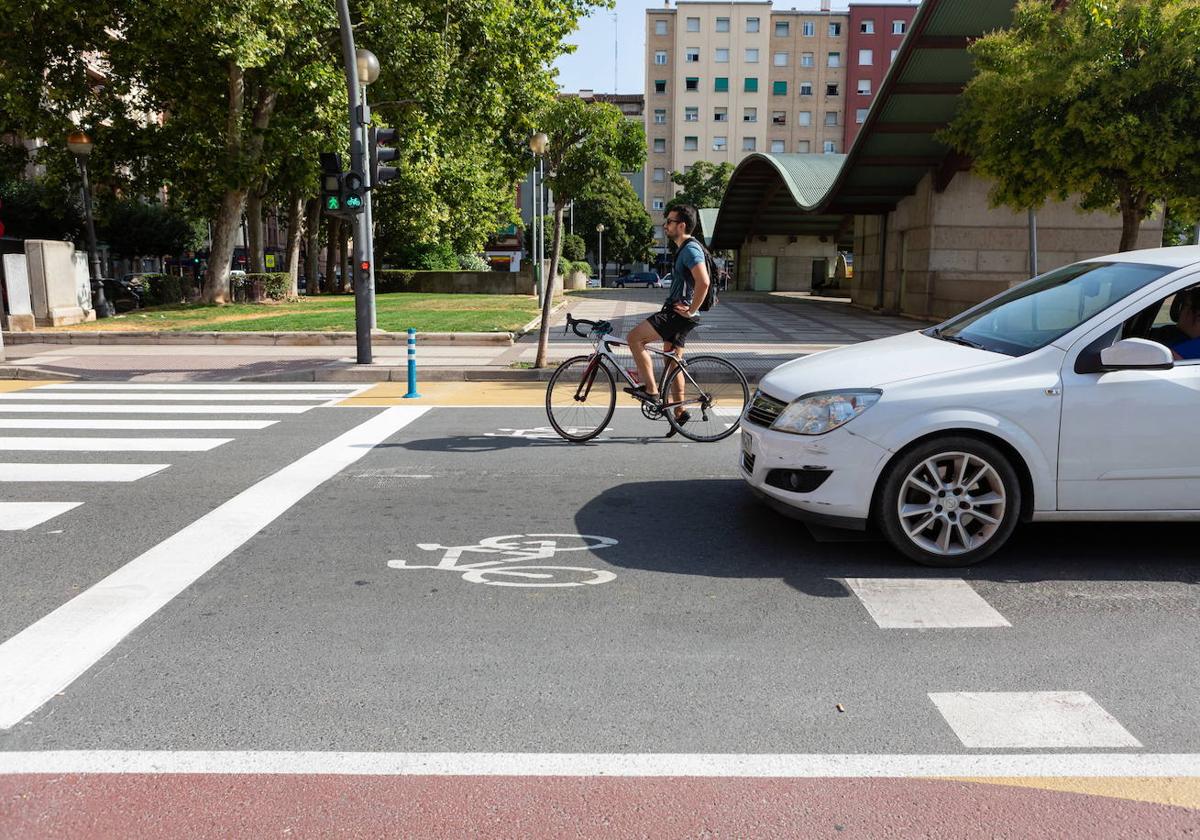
top-left (565, 270), bottom-right (588, 291)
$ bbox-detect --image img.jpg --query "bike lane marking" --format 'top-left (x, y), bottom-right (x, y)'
top-left (338, 382), bottom-right (655, 408)
top-left (0, 404), bottom-right (428, 730)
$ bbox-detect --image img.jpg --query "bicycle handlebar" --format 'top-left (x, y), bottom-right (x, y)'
top-left (565, 313), bottom-right (611, 338)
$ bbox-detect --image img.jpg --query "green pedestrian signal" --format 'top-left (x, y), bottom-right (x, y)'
top-left (326, 195), bottom-right (341, 211)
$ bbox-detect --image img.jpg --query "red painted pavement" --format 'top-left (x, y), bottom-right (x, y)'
top-left (2, 775), bottom-right (1198, 838)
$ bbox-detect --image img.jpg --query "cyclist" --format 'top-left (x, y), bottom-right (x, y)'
top-left (624, 203), bottom-right (711, 435)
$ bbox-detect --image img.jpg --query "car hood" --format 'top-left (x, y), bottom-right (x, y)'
top-left (759, 331), bottom-right (1005, 400)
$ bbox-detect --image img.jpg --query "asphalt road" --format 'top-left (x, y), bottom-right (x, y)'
top-left (1, 386), bottom-right (1198, 836)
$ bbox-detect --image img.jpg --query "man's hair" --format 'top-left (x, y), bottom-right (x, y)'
top-left (671, 204), bottom-right (698, 235)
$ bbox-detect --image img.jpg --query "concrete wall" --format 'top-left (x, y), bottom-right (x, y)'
top-left (1, 253), bottom-right (36, 331)
top-left (850, 171), bottom-right (1165, 321)
top-left (24, 240), bottom-right (94, 327)
top-left (734, 234), bottom-right (840, 291)
top-left (377, 269), bottom-right (536, 296)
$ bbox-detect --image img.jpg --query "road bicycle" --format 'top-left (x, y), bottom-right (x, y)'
top-left (545, 314), bottom-right (750, 443)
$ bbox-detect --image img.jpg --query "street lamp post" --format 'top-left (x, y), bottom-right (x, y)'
top-left (356, 48), bottom-right (380, 330)
top-left (596, 223), bottom-right (605, 288)
top-left (66, 130), bottom-right (112, 318)
top-left (528, 132), bottom-right (548, 305)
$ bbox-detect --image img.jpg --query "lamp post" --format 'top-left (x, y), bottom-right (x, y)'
top-left (356, 47), bottom-right (380, 329)
top-left (596, 223), bottom-right (605, 288)
top-left (528, 132), bottom-right (548, 305)
top-left (66, 130), bottom-right (112, 318)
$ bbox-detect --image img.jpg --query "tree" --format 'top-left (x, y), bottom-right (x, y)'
top-left (0, 178), bottom-right (82, 241)
top-left (530, 97), bottom-right (646, 367)
top-left (98, 198), bottom-right (201, 260)
top-left (573, 178), bottom-right (655, 270)
top-left (666, 160), bottom-right (734, 211)
top-left (941, 0), bottom-right (1200, 252)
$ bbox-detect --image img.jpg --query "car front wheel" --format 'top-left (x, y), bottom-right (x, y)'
top-left (876, 436), bottom-right (1022, 567)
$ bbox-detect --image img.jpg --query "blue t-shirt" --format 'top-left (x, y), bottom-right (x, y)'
top-left (666, 238), bottom-right (705, 307)
top-left (1172, 336), bottom-right (1200, 360)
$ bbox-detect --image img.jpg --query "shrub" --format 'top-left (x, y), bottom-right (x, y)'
top-left (139, 273), bottom-right (183, 306)
top-left (561, 233), bottom-right (586, 262)
top-left (562, 260), bottom-right (591, 277)
top-left (388, 242), bottom-right (457, 271)
top-left (376, 270), bottom-right (417, 293)
top-left (457, 253), bottom-right (491, 271)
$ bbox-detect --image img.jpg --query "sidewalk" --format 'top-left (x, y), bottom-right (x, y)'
top-left (0, 291), bottom-right (918, 384)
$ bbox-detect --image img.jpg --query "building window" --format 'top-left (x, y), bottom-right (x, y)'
top-left (861, 19), bottom-right (874, 34)
top-left (771, 140), bottom-right (785, 153)
top-left (685, 77), bottom-right (699, 91)
top-left (773, 51), bottom-right (788, 67)
top-left (715, 48), bottom-right (729, 63)
top-left (829, 22), bottom-right (842, 36)
top-left (803, 21), bottom-right (814, 36)
top-left (684, 106), bottom-right (699, 122)
top-left (826, 83), bottom-right (839, 96)
top-left (800, 81), bottom-right (813, 96)
top-left (654, 79), bottom-right (666, 93)
top-left (772, 110), bottom-right (786, 125)
top-left (654, 51), bottom-right (668, 65)
top-left (714, 76), bottom-right (729, 92)
top-left (654, 225), bottom-right (663, 240)
top-left (653, 109), bottom-right (666, 124)
top-left (859, 49), bottom-right (873, 66)
top-left (892, 20), bottom-right (906, 35)
top-left (772, 81), bottom-right (788, 96)
top-left (744, 77), bottom-right (758, 92)
top-left (687, 17), bottom-right (700, 32)
top-left (825, 110), bottom-right (839, 126)
top-left (798, 110), bottom-right (812, 126)
top-left (714, 106), bottom-right (728, 121)
top-left (774, 21), bottom-right (789, 37)
top-left (713, 136), bottom-right (727, 151)
top-left (683, 164), bottom-right (693, 174)
top-left (797, 140), bottom-right (811, 153)
top-left (653, 138), bottom-right (666, 152)
top-left (653, 167), bottom-right (666, 181)
top-left (800, 52), bottom-right (814, 67)
top-left (686, 48), bottom-right (700, 63)
top-left (828, 52), bottom-right (841, 68)
top-left (891, 49), bottom-right (899, 62)
top-left (652, 197), bottom-right (665, 210)
top-left (655, 19), bottom-right (668, 36)
top-left (684, 135), bottom-right (698, 151)
top-left (746, 17), bottom-right (760, 32)
top-left (743, 107), bottom-right (758, 122)
top-left (745, 48), bottom-right (759, 63)
top-left (856, 108), bottom-right (869, 123)
top-left (743, 137), bottom-right (757, 151)
top-left (824, 140), bottom-right (837, 153)
top-left (857, 79), bottom-right (871, 95)
top-left (716, 17), bottom-right (730, 32)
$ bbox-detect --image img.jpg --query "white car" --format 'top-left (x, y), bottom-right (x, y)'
top-left (741, 245), bottom-right (1200, 566)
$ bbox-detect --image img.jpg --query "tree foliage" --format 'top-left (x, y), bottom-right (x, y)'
top-left (98, 198), bottom-right (202, 257)
top-left (573, 177), bottom-right (655, 268)
top-left (941, 0), bottom-right (1200, 251)
top-left (0, 178), bottom-right (82, 241)
top-left (667, 161), bottom-right (734, 211)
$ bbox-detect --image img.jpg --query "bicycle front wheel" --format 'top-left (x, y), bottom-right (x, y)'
top-left (546, 355), bottom-right (617, 442)
top-left (662, 355), bottom-right (749, 442)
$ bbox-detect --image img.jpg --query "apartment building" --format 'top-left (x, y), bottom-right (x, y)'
top-left (845, 3), bottom-right (918, 149)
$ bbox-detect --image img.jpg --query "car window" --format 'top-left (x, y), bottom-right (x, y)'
top-left (931, 261), bottom-right (1174, 356)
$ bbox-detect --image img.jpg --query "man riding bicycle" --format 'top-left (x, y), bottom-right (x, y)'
top-left (624, 204), bottom-right (711, 436)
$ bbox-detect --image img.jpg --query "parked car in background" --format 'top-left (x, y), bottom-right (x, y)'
top-left (616, 271), bottom-right (661, 288)
top-left (91, 276), bottom-right (142, 313)
top-left (741, 246), bottom-right (1200, 567)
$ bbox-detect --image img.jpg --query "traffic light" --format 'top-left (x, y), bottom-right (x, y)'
top-left (369, 126), bottom-right (400, 188)
top-left (320, 152), bottom-right (345, 215)
top-left (341, 170), bottom-right (366, 213)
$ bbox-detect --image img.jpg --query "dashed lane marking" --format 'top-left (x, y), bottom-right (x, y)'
top-left (844, 578), bottom-right (1011, 629)
top-left (930, 692), bottom-right (1143, 750)
top-left (0, 502), bottom-right (82, 531)
top-left (0, 437), bottom-right (233, 452)
top-left (0, 463), bottom-right (170, 483)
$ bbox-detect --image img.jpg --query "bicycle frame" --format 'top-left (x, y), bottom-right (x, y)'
top-left (572, 327), bottom-right (708, 413)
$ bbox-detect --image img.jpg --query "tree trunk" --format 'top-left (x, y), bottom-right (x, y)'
top-left (246, 189), bottom-right (265, 273)
top-left (284, 193), bottom-right (303, 297)
top-left (205, 190), bottom-right (245, 304)
top-left (1117, 183), bottom-right (1148, 252)
top-left (303, 198), bottom-right (320, 296)
top-left (324, 216), bottom-right (340, 294)
top-left (338, 225), bottom-right (350, 293)
top-left (534, 203), bottom-right (567, 368)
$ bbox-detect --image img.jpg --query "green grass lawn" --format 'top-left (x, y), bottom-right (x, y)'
top-left (61, 293), bottom-right (545, 333)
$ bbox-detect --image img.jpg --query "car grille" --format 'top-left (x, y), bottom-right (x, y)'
top-left (745, 390), bottom-right (787, 428)
top-left (741, 451), bottom-right (756, 473)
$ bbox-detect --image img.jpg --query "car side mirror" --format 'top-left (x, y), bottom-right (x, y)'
top-left (1098, 338), bottom-right (1174, 371)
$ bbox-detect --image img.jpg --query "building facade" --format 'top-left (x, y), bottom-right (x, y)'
top-left (844, 3), bottom-right (918, 150)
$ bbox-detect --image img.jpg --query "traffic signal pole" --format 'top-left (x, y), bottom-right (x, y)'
top-left (335, 0), bottom-right (372, 364)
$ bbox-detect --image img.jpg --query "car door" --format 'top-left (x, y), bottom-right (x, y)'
top-left (1058, 276), bottom-right (1200, 511)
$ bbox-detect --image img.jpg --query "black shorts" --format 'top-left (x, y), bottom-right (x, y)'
top-left (646, 305), bottom-right (698, 348)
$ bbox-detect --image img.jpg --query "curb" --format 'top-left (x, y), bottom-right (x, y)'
top-left (513, 298), bottom-right (570, 339)
top-left (0, 330), bottom-right (514, 347)
top-left (241, 366), bottom-right (564, 383)
top-left (0, 366), bottom-right (79, 381)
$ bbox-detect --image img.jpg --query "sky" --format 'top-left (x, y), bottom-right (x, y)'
top-left (552, 0), bottom-right (866, 95)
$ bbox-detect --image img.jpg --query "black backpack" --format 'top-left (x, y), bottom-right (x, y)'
top-left (678, 236), bottom-right (720, 312)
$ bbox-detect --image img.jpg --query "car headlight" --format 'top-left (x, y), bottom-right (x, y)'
top-left (770, 390), bottom-right (881, 435)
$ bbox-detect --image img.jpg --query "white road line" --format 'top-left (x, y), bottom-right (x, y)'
top-left (0, 393), bottom-right (342, 402)
top-left (0, 463), bottom-right (170, 483)
top-left (34, 384), bottom-right (363, 391)
top-left (843, 578), bottom-right (1011, 629)
top-left (0, 437), bottom-right (232, 452)
top-left (0, 502), bottom-right (82, 531)
top-left (929, 692), bottom-right (1143, 749)
top-left (0, 405), bottom-right (428, 729)
top-left (0, 751), bottom-right (1190, 777)
top-left (0, 405), bottom-right (309, 414)
top-left (0, 419), bottom-right (278, 430)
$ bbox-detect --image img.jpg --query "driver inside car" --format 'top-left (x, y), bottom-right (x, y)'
top-left (1148, 287), bottom-right (1200, 360)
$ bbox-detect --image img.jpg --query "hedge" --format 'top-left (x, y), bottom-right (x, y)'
top-left (138, 274), bottom-right (183, 306)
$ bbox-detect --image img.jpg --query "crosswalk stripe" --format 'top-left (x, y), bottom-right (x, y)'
top-left (844, 578), bottom-right (1011, 629)
top-left (0, 419), bottom-right (277, 430)
top-left (929, 692), bottom-right (1143, 749)
top-left (0, 463), bottom-right (169, 482)
top-left (33, 384), bottom-right (361, 391)
top-left (0, 405), bottom-right (309, 414)
top-left (0, 502), bottom-right (82, 531)
top-left (0, 437), bottom-right (233, 452)
top-left (0, 393), bottom-right (340, 402)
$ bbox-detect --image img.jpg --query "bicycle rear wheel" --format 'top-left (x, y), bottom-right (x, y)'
top-left (662, 355), bottom-right (749, 442)
top-left (545, 355), bottom-right (617, 442)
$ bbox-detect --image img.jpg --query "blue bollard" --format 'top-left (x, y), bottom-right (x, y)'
top-left (403, 326), bottom-right (422, 399)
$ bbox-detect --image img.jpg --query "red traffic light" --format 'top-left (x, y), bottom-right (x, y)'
top-left (359, 261), bottom-right (370, 272)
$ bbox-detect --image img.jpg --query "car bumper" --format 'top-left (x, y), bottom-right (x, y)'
top-left (738, 421), bottom-right (893, 530)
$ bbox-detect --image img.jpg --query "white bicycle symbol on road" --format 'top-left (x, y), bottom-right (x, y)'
top-left (387, 533), bottom-right (618, 588)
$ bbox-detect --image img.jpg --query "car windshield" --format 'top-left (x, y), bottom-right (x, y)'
top-left (927, 261), bottom-right (1174, 356)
